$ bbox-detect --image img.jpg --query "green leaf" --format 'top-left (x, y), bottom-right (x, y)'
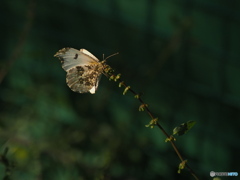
top-left (104, 65), bottom-right (114, 74)
top-left (114, 74), bottom-right (121, 81)
top-left (123, 86), bottom-right (130, 95)
top-left (173, 121), bottom-right (196, 136)
top-left (134, 94), bottom-right (140, 99)
top-left (134, 92), bottom-right (143, 99)
top-left (178, 160), bottom-right (187, 173)
top-left (165, 136), bottom-right (176, 142)
top-left (138, 104), bottom-right (148, 111)
top-left (119, 81), bottom-right (124, 87)
top-left (145, 118), bottom-right (158, 128)
top-left (109, 75), bottom-right (115, 81)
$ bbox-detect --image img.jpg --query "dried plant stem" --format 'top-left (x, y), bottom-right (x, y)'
top-left (103, 66), bottom-right (199, 180)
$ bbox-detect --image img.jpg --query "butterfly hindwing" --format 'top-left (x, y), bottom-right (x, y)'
top-left (66, 64), bottom-right (103, 94)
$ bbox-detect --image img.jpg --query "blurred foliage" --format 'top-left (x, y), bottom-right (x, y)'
top-left (1, 0), bottom-right (240, 179)
top-left (173, 121), bottom-right (196, 136)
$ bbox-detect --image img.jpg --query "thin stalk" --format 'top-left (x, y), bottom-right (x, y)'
top-left (103, 66), bottom-right (199, 180)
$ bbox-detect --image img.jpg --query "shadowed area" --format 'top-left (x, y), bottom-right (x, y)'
top-left (0, 0), bottom-right (240, 179)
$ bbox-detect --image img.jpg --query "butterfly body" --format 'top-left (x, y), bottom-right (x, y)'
top-left (54, 48), bottom-right (105, 94)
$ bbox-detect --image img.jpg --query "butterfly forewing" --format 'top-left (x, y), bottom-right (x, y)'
top-left (54, 48), bottom-right (99, 71)
top-left (80, 49), bottom-right (99, 61)
top-left (54, 47), bottom-right (104, 94)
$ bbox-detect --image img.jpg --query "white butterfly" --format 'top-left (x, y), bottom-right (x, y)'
top-left (54, 48), bottom-right (104, 94)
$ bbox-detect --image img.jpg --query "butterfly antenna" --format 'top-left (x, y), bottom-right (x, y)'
top-left (104, 52), bottom-right (119, 61)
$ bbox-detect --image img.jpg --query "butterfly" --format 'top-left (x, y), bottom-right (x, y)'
top-left (54, 48), bottom-right (105, 94)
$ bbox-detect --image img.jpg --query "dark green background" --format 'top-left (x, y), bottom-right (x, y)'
top-left (1, 0), bottom-right (240, 179)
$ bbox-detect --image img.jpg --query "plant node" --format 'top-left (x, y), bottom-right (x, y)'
top-left (145, 118), bottom-right (158, 128)
top-left (123, 86), bottom-right (130, 95)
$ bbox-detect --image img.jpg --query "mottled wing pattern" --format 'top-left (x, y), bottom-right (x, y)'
top-left (66, 64), bottom-right (103, 93)
top-left (54, 48), bottom-right (104, 94)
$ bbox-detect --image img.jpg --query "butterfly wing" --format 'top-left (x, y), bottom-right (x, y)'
top-left (54, 48), bottom-right (103, 94)
top-left (66, 64), bottom-right (103, 94)
top-left (54, 48), bottom-right (99, 71)
top-left (89, 74), bottom-right (102, 94)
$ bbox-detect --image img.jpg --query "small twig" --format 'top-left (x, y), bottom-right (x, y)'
top-left (103, 65), bottom-right (199, 180)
